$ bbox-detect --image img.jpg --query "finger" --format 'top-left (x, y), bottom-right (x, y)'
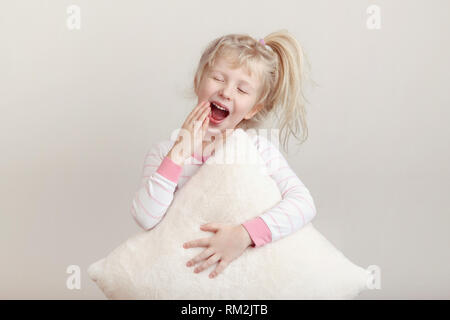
top-left (183, 237), bottom-right (210, 249)
top-left (187, 100), bottom-right (210, 123)
top-left (187, 247), bottom-right (214, 267)
top-left (202, 115), bottom-right (210, 135)
top-left (193, 102), bottom-right (211, 126)
top-left (198, 103), bottom-right (211, 122)
top-left (190, 100), bottom-right (209, 119)
top-left (195, 106), bottom-right (211, 131)
top-left (190, 112), bottom-right (209, 135)
top-left (200, 223), bottom-right (221, 232)
top-left (195, 253), bottom-right (221, 274)
top-left (209, 259), bottom-right (229, 278)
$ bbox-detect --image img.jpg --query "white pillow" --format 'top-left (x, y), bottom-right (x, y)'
top-left (88, 129), bottom-right (372, 299)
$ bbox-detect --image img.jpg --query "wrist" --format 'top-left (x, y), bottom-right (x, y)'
top-left (240, 224), bottom-right (254, 248)
top-left (167, 145), bottom-right (186, 166)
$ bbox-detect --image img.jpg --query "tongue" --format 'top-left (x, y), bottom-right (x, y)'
top-left (211, 105), bottom-right (229, 121)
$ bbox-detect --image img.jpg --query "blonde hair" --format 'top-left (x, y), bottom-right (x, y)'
top-left (190, 29), bottom-right (313, 154)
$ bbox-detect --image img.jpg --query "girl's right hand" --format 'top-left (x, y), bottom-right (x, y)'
top-left (168, 100), bottom-right (211, 165)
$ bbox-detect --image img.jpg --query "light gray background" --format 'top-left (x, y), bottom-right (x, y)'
top-left (1, 0), bottom-right (449, 299)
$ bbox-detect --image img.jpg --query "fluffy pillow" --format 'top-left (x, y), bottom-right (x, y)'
top-left (88, 129), bottom-right (372, 299)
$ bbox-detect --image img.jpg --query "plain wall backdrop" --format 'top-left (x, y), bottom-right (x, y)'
top-left (1, 0), bottom-right (449, 299)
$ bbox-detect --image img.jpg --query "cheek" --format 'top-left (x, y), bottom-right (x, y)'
top-left (227, 106), bottom-right (248, 123)
top-left (197, 80), bottom-right (212, 97)
top-left (197, 85), bottom-right (208, 97)
top-left (201, 80), bottom-right (217, 93)
top-left (234, 103), bottom-right (254, 116)
top-left (231, 107), bottom-right (244, 117)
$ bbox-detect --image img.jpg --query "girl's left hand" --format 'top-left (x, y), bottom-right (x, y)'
top-left (183, 222), bottom-right (253, 278)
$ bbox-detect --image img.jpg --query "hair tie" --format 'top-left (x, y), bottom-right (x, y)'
top-left (258, 38), bottom-right (272, 51)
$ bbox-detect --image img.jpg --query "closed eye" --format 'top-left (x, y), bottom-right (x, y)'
top-left (213, 77), bottom-right (247, 94)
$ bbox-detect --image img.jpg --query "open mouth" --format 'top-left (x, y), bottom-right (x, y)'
top-left (209, 102), bottom-right (230, 124)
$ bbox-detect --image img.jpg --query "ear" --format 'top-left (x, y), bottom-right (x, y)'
top-left (244, 103), bottom-right (264, 120)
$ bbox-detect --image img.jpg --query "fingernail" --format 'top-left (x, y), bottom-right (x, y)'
top-left (186, 261), bottom-right (191, 267)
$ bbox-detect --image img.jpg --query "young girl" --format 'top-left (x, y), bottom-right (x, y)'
top-left (131, 30), bottom-right (317, 279)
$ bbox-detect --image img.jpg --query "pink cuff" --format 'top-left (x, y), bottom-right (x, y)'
top-left (156, 156), bottom-right (183, 183)
top-left (242, 217), bottom-right (272, 248)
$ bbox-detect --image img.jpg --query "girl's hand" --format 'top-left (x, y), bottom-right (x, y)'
top-left (183, 222), bottom-right (254, 279)
top-left (168, 100), bottom-right (211, 165)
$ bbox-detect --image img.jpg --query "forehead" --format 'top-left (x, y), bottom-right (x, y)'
top-left (210, 57), bottom-right (260, 88)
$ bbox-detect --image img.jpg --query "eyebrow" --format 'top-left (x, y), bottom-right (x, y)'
top-left (210, 69), bottom-right (255, 91)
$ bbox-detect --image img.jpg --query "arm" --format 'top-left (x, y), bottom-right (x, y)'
top-left (131, 140), bottom-right (184, 230)
top-left (241, 135), bottom-right (317, 247)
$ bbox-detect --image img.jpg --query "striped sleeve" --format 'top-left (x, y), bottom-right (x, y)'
top-left (131, 140), bottom-right (184, 231)
top-left (241, 134), bottom-right (317, 247)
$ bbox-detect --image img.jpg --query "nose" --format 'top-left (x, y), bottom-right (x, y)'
top-left (218, 84), bottom-right (233, 101)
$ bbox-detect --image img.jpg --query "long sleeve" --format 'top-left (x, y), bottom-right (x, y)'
top-left (242, 135), bottom-right (317, 247)
top-left (130, 140), bottom-right (184, 231)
